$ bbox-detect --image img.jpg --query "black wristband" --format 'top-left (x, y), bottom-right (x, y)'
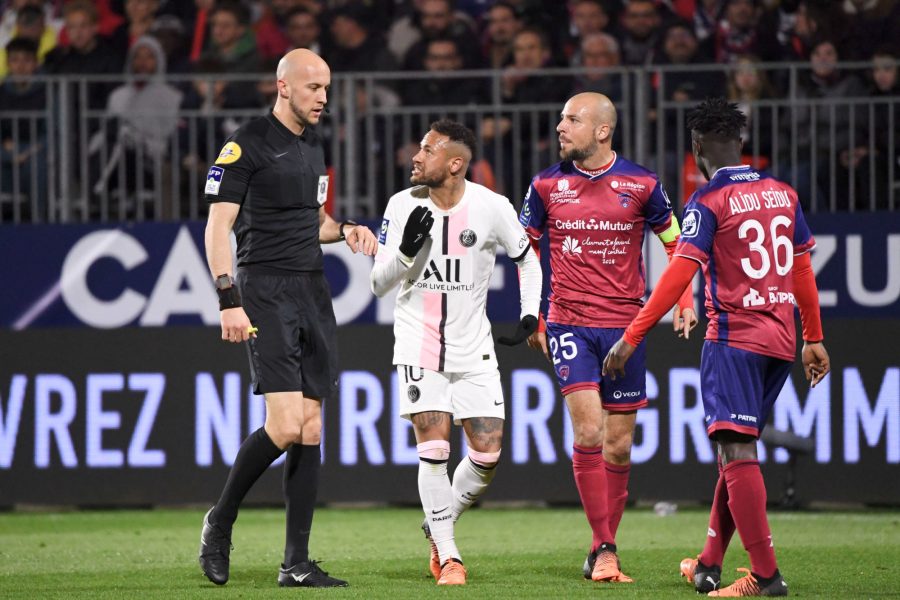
top-left (339, 220), bottom-right (358, 240)
top-left (217, 286), bottom-right (242, 310)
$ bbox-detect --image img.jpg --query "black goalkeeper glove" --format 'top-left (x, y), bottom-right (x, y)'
top-left (497, 315), bottom-right (539, 346)
top-left (399, 205), bottom-right (434, 258)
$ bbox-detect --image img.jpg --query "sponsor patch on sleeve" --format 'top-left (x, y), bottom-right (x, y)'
top-left (205, 166), bottom-right (224, 195)
top-left (317, 175), bottom-right (329, 206)
top-left (215, 142), bottom-right (241, 165)
top-left (379, 218), bottom-right (389, 244)
top-left (682, 208), bottom-right (701, 238)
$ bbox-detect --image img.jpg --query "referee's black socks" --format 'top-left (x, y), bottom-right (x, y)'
top-left (212, 427), bottom-right (284, 528)
top-left (283, 443), bottom-right (321, 567)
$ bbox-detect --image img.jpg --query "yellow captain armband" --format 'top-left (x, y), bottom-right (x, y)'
top-left (657, 218), bottom-right (682, 244)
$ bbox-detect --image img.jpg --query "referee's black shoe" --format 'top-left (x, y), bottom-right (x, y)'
top-left (199, 507), bottom-right (232, 585)
top-left (278, 560), bottom-right (349, 587)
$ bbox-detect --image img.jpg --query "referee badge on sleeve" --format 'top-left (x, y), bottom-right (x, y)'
top-left (205, 166), bottom-right (224, 195)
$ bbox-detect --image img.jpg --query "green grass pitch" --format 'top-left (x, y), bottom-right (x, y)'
top-left (1, 507), bottom-right (898, 598)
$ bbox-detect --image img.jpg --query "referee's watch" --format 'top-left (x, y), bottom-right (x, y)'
top-left (339, 220), bottom-right (358, 241)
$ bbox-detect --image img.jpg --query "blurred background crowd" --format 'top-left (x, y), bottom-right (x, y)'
top-left (1, 0), bottom-right (898, 221)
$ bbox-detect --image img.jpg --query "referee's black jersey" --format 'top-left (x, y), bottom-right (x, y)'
top-left (205, 113), bottom-right (328, 273)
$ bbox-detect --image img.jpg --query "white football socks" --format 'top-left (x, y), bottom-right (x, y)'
top-left (418, 458), bottom-right (460, 563)
top-left (451, 453), bottom-right (499, 521)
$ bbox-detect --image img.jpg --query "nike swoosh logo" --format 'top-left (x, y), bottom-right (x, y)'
top-left (493, 400), bottom-right (504, 406)
top-left (291, 572), bottom-right (311, 583)
top-left (275, 151), bottom-right (289, 158)
top-left (431, 508), bottom-right (448, 514)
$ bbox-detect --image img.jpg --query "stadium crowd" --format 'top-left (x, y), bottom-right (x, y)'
top-left (1, 0), bottom-right (898, 217)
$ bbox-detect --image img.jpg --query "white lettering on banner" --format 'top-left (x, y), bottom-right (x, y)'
top-left (86, 374), bottom-right (125, 467)
top-left (773, 376), bottom-right (831, 463)
top-left (669, 368), bottom-right (714, 464)
top-left (390, 371), bottom-right (418, 465)
top-left (340, 371), bottom-right (386, 465)
top-left (195, 372), bottom-right (241, 467)
top-left (5, 367), bottom-right (899, 471)
top-left (631, 371), bottom-right (659, 464)
top-left (61, 231), bottom-right (149, 328)
top-left (511, 369), bottom-right (557, 464)
top-left (127, 374), bottom-right (166, 467)
top-left (35, 374), bottom-right (78, 467)
top-left (846, 234), bottom-right (900, 307)
top-left (60, 227), bottom-right (218, 329)
top-left (810, 235), bottom-right (837, 306)
top-left (140, 228), bottom-right (219, 326)
top-left (844, 367), bottom-right (899, 464)
top-left (0, 376), bottom-right (26, 468)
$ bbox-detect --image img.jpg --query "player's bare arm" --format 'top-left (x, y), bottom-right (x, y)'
top-left (205, 201), bottom-right (253, 343)
top-left (318, 207), bottom-right (377, 255)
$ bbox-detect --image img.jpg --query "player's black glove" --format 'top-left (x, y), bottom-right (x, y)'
top-left (497, 315), bottom-right (539, 346)
top-left (399, 205), bottom-right (434, 258)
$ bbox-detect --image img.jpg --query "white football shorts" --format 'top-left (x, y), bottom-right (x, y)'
top-left (396, 365), bottom-right (505, 424)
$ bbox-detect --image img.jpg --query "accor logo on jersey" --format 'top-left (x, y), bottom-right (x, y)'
top-left (414, 258), bottom-right (475, 292)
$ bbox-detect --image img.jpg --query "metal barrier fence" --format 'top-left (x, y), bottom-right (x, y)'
top-left (1, 61), bottom-right (897, 224)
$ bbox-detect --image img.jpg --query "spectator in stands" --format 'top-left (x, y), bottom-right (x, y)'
top-left (254, 0), bottom-right (303, 61)
top-left (149, 14), bottom-right (190, 74)
top-left (837, 0), bottom-right (900, 62)
top-left (0, 4), bottom-right (57, 77)
top-left (567, 0), bottom-right (613, 64)
top-left (481, 0), bottom-right (521, 68)
top-left (726, 54), bottom-right (776, 160)
top-left (0, 36), bottom-right (47, 216)
top-left (283, 7), bottom-right (321, 54)
top-left (618, 0), bottom-right (663, 65)
top-left (199, 1), bottom-right (260, 73)
top-left (789, 38), bottom-right (868, 210)
top-left (571, 32), bottom-right (623, 104)
top-left (44, 0), bottom-right (122, 108)
top-left (690, 0), bottom-right (726, 44)
top-left (327, 4), bottom-right (398, 73)
top-left (780, 0), bottom-right (832, 62)
top-left (109, 0), bottom-right (160, 56)
top-left (89, 35), bottom-right (183, 215)
top-left (402, 36), bottom-right (485, 107)
top-left (714, 0), bottom-right (781, 63)
top-left (387, 0), bottom-right (475, 66)
top-left (402, 0), bottom-right (481, 70)
top-left (483, 26), bottom-right (570, 194)
top-left (861, 48), bottom-right (899, 209)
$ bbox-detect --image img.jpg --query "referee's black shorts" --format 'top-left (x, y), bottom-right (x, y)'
top-left (237, 269), bottom-right (338, 399)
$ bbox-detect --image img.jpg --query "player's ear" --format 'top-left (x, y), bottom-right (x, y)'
top-left (596, 123), bottom-right (610, 144)
top-left (277, 78), bottom-right (289, 99)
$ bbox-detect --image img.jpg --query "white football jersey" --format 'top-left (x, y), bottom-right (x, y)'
top-left (373, 181), bottom-right (533, 372)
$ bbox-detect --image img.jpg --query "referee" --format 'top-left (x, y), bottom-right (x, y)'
top-left (199, 49), bottom-right (377, 588)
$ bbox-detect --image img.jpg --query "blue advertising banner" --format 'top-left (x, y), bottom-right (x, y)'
top-left (2, 212), bottom-right (898, 329)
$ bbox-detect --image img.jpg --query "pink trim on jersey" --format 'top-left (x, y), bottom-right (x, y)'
top-left (561, 382), bottom-right (600, 396)
top-left (603, 398), bottom-right (648, 412)
top-left (707, 421), bottom-right (759, 438)
top-left (445, 203), bottom-right (470, 256)
top-left (419, 292), bottom-right (443, 370)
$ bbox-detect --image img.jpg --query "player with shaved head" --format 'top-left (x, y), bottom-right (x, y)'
top-left (199, 48), bottom-right (377, 588)
top-left (520, 92), bottom-right (697, 583)
top-left (371, 119), bottom-right (542, 585)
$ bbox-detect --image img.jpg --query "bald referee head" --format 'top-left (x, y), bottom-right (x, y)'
top-left (274, 48), bottom-right (331, 134)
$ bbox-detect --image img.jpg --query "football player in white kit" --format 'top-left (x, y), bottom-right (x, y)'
top-left (371, 119), bottom-right (542, 585)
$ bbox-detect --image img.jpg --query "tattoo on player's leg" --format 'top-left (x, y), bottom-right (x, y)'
top-left (412, 411), bottom-right (447, 429)
top-left (466, 417), bottom-right (503, 450)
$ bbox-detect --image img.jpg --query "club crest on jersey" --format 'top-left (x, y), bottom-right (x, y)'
top-left (682, 209), bottom-right (701, 238)
top-left (459, 229), bottom-right (477, 248)
top-left (408, 385), bottom-right (421, 402)
top-left (618, 192), bottom-right (634, 207)
top-left (215, 141), bottom-right (242, 165)
top-left (558, 365), bottom-right (570, 381)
